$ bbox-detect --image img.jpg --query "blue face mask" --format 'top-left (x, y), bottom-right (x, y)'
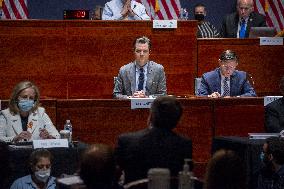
top-left (18, 99), bottom-right (34, 112)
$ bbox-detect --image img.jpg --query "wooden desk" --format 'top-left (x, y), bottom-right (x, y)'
top-left (1, 97), bottom-right (265, 177)
top-left (0, 20), bottom-right (197, 99)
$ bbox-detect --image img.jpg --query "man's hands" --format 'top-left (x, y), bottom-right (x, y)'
top-left (121, 0), bottom-right (135, 18)
top-left (132, 90), bottom-right (147, 98)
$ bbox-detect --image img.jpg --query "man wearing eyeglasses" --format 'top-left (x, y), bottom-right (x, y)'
top-left (197, 49), bottom-right (256, 98)
top-left (220, 0), bottom-right (266, 38)
top-left (113, 36), bottom-right (167, 99)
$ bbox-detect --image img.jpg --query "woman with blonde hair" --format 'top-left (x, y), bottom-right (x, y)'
top-left (0, 81), bottom-right (59, 142)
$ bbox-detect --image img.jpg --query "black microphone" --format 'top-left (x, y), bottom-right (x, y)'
top-left (132, 4), bottom-right (143, 20)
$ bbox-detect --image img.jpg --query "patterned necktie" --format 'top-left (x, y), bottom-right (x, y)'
top-left (239, 19), bottom-right (246, 38)
top-left (223, 77), bottom-right (230, 96)
top-left (138, 68), bottom-right (144, 91)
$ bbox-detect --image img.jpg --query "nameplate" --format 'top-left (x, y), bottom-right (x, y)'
top-left (33, 139), bottom-right (69, 149)
top-left (130, 98), bottom-right (155, 109)
top-left (260, 37), bottom-right (283, 46)
top-left (264, 96), bottom-right (282, 106)
top-left (153, 20), bottom-right (177, 29)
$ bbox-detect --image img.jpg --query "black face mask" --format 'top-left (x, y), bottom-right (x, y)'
top-left (194, 14), bottom-right (205, 21)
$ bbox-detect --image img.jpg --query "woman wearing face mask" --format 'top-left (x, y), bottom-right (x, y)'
top-left (10, 149), bottom-right (56, 189)
top-left (0, 81), bottom-right (60, 143)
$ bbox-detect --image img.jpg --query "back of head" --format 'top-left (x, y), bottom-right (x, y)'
top-left (266, 137), bottom-right (284, 165)
top-left (0, 143), bottom-right (10, 186)
top-left (150, 96), bottom-right (182, 130)
top-left (80, 144), bottom-right (116, 189)
top-left (204, 149), bottom-right (247, 189)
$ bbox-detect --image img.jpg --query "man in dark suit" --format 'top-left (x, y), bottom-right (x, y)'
top-left (265, 76), bottom-right (284, 133)
top-left (113, 36), bottom-right (167, 99)
top-left (220, 0), bottom-right (267, 38)
top-left (115, 96), bottom-right (192, 184)
top-left (197, 50), bottom-right (256, 97)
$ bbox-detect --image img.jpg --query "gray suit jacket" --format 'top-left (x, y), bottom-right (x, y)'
top-left (113, 61), bottom-right (167, 98)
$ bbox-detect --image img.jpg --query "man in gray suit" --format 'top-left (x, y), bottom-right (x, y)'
top-left (113, 36), bottom-right (167, 99)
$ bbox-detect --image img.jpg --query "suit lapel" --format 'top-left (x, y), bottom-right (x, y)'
top-left (230, 72), bottom-right (238, 96)
top-left (10, 114), bottom-right (22, 135)
top-left (234, 13), bottom-right (240, 38)
top-left (128, 62), bottom-right (136, 94)
top-left (27, 112), bottom-right (39, 134)
top-left (146, 62), bottom-right (154, 94)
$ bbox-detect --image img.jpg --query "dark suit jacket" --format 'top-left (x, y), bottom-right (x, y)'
top-left (220, 12), bottom-right (267, 38)
top-left (197, 68), bottom-right (256, 97)
top-left (265, 97), bottom-right (284, 133)
top-left (115, 127), bottom-right (192, 183)
top-left (113, 61), bottom-right (167, 98)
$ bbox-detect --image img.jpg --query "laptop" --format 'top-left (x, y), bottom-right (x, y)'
top-left (249, 27), bottom-right (277, 38)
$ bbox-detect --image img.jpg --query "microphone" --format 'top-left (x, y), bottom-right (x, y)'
top-left (132, 4), bottom-right (143, 20)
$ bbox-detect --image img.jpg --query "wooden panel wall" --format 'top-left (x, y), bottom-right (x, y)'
top-left (0, 20), bottom-right (197, 99)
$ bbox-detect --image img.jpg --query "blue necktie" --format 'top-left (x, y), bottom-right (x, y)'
top-left (223, 77), bottom-right (230, 96)
top-left (138, 68), bottom-right (144, 91)
top-left (239, 19), bottom-right (246, 38)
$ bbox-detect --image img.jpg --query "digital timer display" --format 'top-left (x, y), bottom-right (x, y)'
top-left (63, 10), bottom-right (89, 20)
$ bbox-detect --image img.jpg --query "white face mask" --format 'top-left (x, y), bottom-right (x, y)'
top-left (34, 169), bottom-right (51, 183)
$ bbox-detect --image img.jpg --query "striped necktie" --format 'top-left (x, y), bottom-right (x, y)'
top-left (223, 77), bottom-right (230, 96)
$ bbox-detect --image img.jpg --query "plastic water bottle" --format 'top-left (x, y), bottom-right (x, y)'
top-left (178, 159), bottom-right (193, 189)
top-left (183, 8), bottom-right (188, 20)
top-left (180, 8), bottom-right (188, 20)
top-left (64, 120), bottom-right (72, 142)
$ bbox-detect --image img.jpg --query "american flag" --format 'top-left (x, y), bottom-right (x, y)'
top-left (1, 0), bottom-right (28, 19)
top-left (254, 0), bottom-right (284, 32)
top-left (137, 0), bottom-right (181, 20)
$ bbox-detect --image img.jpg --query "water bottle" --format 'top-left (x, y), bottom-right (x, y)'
top-left (148, 168), bottom-right (170, 189)
top-left (180, 8), bottom-right (188, 20)
top-left (64, 120), bottom-right (72, 142)
top-left (182, 8), bottom-right (188, 20)
top-left (178, 159), bottom-right (193, 189)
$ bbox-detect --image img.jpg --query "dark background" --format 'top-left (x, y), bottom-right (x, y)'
top-left (28, 0), bottom-right (236, 30)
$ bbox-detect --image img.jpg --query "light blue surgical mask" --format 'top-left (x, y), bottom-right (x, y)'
top-left (35, 169), bottom-right (51, 183)
top-left (18, 99), bottom-right (34, 112)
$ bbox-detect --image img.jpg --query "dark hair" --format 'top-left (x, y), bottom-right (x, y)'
top-left (79, 144), bottom-right (116, 189)
top-left (219, 50), bottom-right (239, 62)
top-left (194, 3), bottom-right (206, 10)
top-left (150, 96), bottom-right (183, 130)
top-left (204, 149), bottom-right (247, 189)
top-left (266, 137), bottom-right (284, 165)
top-left (133, 36), bottom-right (151, 50)
top-left (29, 149), bottom-right (53, 173)
top-left (279, 76), bottom-right (284, 95)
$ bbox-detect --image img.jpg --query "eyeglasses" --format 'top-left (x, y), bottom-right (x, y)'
top-left (221, 65), bottom-right (236, 71)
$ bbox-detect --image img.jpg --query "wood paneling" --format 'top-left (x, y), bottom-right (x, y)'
top-left (0, 20), bottom-right (197, 99)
